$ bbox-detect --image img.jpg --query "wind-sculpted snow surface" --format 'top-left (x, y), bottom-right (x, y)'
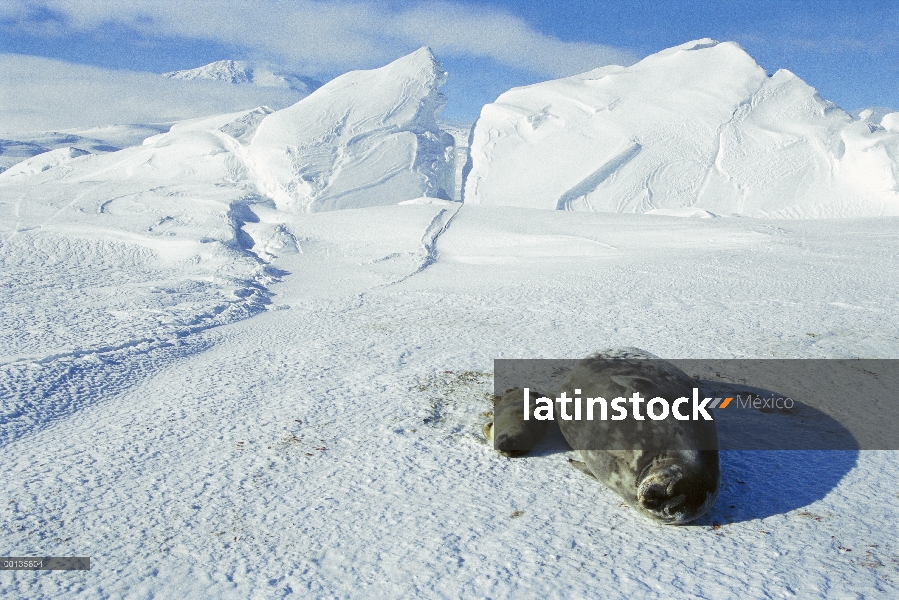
top-left (4, 203), bottom-right (899, 598)
top-left (249, 47), bottom-right (456, 212)
top-left (0, 107), bottom-right (287, 445)
top-left (0, 147), bottom-right (91, 179)
top-left (463, 39), bottom-right (899, 217)
top-left (0, 124), bottom-right (173, 175)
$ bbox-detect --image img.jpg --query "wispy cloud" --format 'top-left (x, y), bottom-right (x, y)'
top-left (0, 54), bottom-right (300, 132)
top-left (0, 0), bottom-right (637, 77)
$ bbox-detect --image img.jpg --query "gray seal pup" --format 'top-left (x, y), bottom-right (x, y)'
top-left (484, 387), bottom-right (550, 457)
top-left (558, 348), bottom-right (719, 524)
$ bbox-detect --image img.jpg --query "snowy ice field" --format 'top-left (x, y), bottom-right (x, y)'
top-left (2, 41), bottom-right (899, 598)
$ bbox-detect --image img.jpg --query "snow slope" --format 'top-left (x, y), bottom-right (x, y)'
top-left (164, 60), bottom-right (321, 95)
top-left (249, 48), bottom-right (456, 212)
top-left (0, 107), bottom-right (282, 372)
top-left (0, 147), bottom-right (91, 179)
top-left (463, 39), bottom-right (899, 217)
top-left (0, 47), bottom-right (464, 432)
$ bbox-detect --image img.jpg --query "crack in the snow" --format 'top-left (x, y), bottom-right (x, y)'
top-left (389, 202), bottom-right (463, 286)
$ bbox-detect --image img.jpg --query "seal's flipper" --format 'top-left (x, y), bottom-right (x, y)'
top-left (491, 388), bottom-right (550, 457)
top-left (568, 458), bottom-right (597, 479)
top-left (482, 422), bottom-right (494, 443)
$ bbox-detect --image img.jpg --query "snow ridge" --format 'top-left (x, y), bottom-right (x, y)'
top-left (0, 147), bottom-right (90, 179)
top-left (398, 203), bottom-right (463, 283)
top-left (248, 47), bottom-right (456, 212)
top-left (463, 39), bottom-right (899, 217)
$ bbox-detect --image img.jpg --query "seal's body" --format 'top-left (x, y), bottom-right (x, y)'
top-left (485, 387), bottom-right (549, 457)
top-left (558, 348), bottom-right (719, 524)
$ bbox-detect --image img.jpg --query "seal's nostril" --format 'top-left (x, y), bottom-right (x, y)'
top-left (637, 462), bottom-right (689, 518)
top-left (638, 481), bottom-right (669, 510)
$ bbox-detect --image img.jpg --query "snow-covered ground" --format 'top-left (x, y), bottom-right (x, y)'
top-left (1, 42), bottom-right (898, 598)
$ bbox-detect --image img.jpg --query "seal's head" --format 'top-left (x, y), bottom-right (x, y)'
top-left (483, 421), bottom-right (530, 457)
top-left (486, 387), bottom-right (550, 457)
top-left (636, 451), bottom-right (719, 524)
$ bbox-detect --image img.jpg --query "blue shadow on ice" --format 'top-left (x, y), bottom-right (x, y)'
top-left (526, 383), bottom-right (860, 525)
top-left (690, 450), bottom-right (859, 526)
top-left (691, 378), bottom-right (861, 525)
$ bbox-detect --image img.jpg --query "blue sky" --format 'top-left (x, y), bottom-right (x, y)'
top-left (1, 0), bottom-right (897, 122)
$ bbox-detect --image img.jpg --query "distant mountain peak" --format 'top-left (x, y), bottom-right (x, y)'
top-left (163, 60), bottom-right (321, 95)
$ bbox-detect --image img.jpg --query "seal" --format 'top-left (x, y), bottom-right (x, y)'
top-left (484, 387), bottom-right (550, 457)
top-left (557, 348), bottom-right (719, 524)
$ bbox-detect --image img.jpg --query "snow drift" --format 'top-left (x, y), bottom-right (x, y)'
top-left (0, 146), bottom-right (90, 179)
top-left (462, 39), bottom-right (899, 218)
top-left (0, 124), bottom-right (171, 175)
top-left (249, 47), bottom-right (455, 212)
